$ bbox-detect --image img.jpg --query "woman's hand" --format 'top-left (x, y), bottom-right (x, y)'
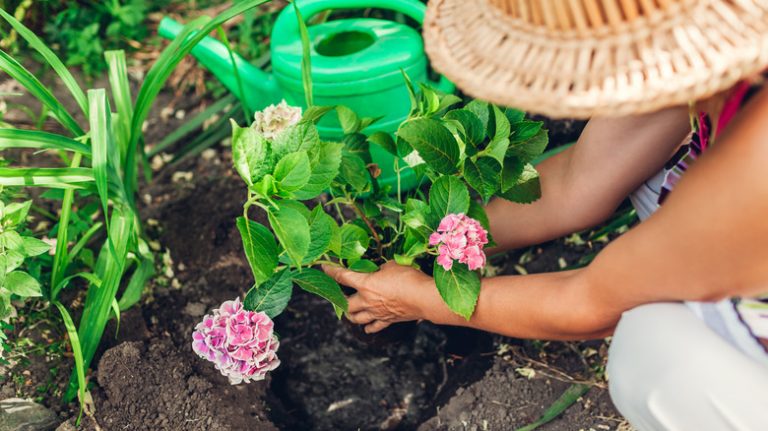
top-left (322, 261), bottom-right (439, 334)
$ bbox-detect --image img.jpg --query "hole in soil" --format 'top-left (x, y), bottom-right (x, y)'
top-left (315, 31), bottom-right (375, 56)
top-left (267, 291), bottom-right (494, 430)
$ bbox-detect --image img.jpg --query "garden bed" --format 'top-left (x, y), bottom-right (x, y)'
top-left (4, 130), bottom-right (628, 431)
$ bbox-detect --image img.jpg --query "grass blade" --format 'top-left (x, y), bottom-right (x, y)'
top-left (51, 272), bottom-right (103, 301)
top-left (148, 93), bottom-right (236, 157)
top-left (50, 154), bottom-right (82, 290)
top-left (216, 26), bottom-right (249, 120)
top-left (118, 252), bottom-right (154, 311)
top-left (64, 209), bottom-right (132, 401)
top-left (0, 50), bottom-right (83, 136)
top-left (515, 383), bottom-right (591, 431)
top-left (127, 0), bottom-right (267, 196)
top-left (88, 89), bottom-right (113, 226)
top-left (105, 50), bottom-right (133, 164)
top-left (0, 128), bottom-right (91, 154)
top-left (293, 1), bottom-right (313, 107)
top-left (52, 301), bottom-right (87, 423)
top-left (0, 166), bottom-right (93, 188)
top-left (0, 8), bottom-right (88, 117)
top-left (63, 221), bottom-right (104, 272)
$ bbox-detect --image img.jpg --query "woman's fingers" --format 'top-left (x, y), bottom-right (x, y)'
top-left (322, 264), bottom-right (368, 290)
top-left (365, 320), bottom-right (390, 334)
top-left (347, 293), bottom-right (366, 313)
top-left (347, 311), bottom-right (375, 325)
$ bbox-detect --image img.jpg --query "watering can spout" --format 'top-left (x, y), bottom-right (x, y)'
top-left (158, 17), bottom-right (282, 114)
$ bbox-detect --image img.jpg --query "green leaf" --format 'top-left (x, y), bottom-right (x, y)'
top-left (294, 0), bottom-right (313, 107)
top-left (402, 70), bottom-right (419, 115)
top-left (336, 105), bottom-right (361, 134)
top-left (428, 176), bottom-right (470, 225)
top-left (5, 271), bottom-right (42, 297)
top-left (402, 198), bottom-right (430, 231)
top-left (501, 156), bottom-right (525, 192)
top-left (338, 151), bottom-right (370, 192)
top-left (105, 50), bottom-right (133, 162)
top-left (500, 163), bottom-right (541, 204)
top-left (433, 263), bottom-right (480, 320)
top-left (268, 205), bottom-right (310, 267)
top-left (0, 50), bottom-right (83, 136)
top-left (467, 200), bottom-right (491, 233)
top-left (272, 122), bottom-right (320, 160)
top-left (302, 105), bottom-right (335, 123)
top-left (52, 301), bottom-right (88, 418)
top-left (0, 231), bottom-right (23, 252)
top-left (0, 167), bottom-right (94, 189)
top-left (301, 207), bottom-right (336, 264)
top-left (444, 109), bottom-right (485, 147)
top-left (509, 128), bottom-right (548, 163)
top-left (293, 141), bottom-right (342, 200)
top-left (465, 100), bottom-right (490, 132)
top-left (397, 118), bottom-right (459, 175)
top-left (464, 157), bottom-right (501, 202)
top-left (243, 268), bottom-right (293, 318)
top-left (0, 129), bottom-right (91, 154)
top-left (339, 224), bottom-right (369, 261)
top-left (2, 200), bottom-right (31, 227)
top-left (292, 268), bottom-right (348, 318)
top-left (504, 108), bottom-right (525, 124)
top-left (3, 251), bottom-right (24, 274)
top-left (489, 105), bottom-right (511, 147)
top-left (515, 384), bottom-right (591, 431)
top-left (236, 217), bottom-right (278, 285)
top-left (368, 131), bottom-right (397, 157)
top-left (88, 89), bottom-right (113, 225)
top-left (21, 237), bottom-right (50, 257)
top-left (231, 120), bottom-right (271, 186)
top-left (510, 120), bottom-right (543, 144)
top-left (0, 8), bottom-right (88, 117)
top-left (118, 252), bottom-right (154, 311)
top-left (274, 150), bottom-right (311, 193)
top-left (349, 259), bottom-right (379, 273)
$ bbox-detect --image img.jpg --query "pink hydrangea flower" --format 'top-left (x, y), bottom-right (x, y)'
top-left (192, 298), bottom-right (280, 384)
top-left (429, 213), bottom-right (489, 271)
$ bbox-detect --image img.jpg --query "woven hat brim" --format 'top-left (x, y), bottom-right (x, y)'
top-left (424, 0), bottom-right (768, 119)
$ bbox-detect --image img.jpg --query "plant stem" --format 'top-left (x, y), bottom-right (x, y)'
top-left (350, 199), bottom-right (382, 256)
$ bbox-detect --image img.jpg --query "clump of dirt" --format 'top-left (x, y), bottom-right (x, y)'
top-left (94, 340), bottom-right (277, 431)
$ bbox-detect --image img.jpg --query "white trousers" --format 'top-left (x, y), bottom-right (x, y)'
top-left (607, 303), bottom-right (768, 431)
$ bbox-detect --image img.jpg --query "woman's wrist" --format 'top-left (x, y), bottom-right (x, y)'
top-left (417, 277), bottom-right (468, 326)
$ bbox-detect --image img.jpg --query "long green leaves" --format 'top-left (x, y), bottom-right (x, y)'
top-left (88, 89), bottom-right (113, 226)
top-left (0, 50), bottom-right (83, 136)
top-left (51, 154), bottom-right (83, 291)
top-left (52, 301), bottom-right (87, 423)
top-left (65, 209), bottom-right (132, 401)
top-left (0, 167), bottom-right (93, 188)
top-left (0, 8), bottom-right (88, 117)
top-left (293, 1), bottom-right (313, 107)
top-left (127, 0), bottom-right (268, 196)
top-left (105, 50), bottom-right (133, 163)
top-left (0, 129), bottom-right (90, 154)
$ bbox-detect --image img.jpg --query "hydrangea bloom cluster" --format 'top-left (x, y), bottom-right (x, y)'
top-left (429, 213), bottom-right (489, 271)
top-left (252, 100), bottom-right (302, 139)
top-left (192, 298), bottom-right (280, 384)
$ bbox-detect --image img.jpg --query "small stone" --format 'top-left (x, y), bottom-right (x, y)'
top-left (0, 398), bottom-right (59, 431)
top-left (184, 302), bottom-right (206, 317)
top-left (201, 149), bottom-right (216, 161)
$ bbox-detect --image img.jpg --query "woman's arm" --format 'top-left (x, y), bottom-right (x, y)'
top-left (326, 89), bottom-right (768, 338)
top-left (487, 106), bottom-right (690, 252)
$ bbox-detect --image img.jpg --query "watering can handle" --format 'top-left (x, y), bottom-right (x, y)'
top-left (273, 0), bottom-right (455, 94)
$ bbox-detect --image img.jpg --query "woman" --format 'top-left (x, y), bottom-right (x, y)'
top-left (324, 0), bottom-right (768, 429)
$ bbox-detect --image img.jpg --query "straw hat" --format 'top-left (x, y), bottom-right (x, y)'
top-left (423, 0), bottom-right (768, 118)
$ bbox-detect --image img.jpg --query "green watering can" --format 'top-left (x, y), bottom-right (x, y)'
top-left (158, 0), bottom-right (455, 191)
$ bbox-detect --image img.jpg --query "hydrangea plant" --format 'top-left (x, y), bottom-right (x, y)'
top-left (196, 80), bottom-right (548, 382)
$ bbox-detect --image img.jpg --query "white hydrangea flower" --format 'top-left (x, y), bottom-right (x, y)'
top-left (252, 100), bottom-right (303, 140)
top-left (403, 150), bottom-right (425, 168)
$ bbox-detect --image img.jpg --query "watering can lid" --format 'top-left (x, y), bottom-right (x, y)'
top-left (271, 18), bottom-right (425, 84)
